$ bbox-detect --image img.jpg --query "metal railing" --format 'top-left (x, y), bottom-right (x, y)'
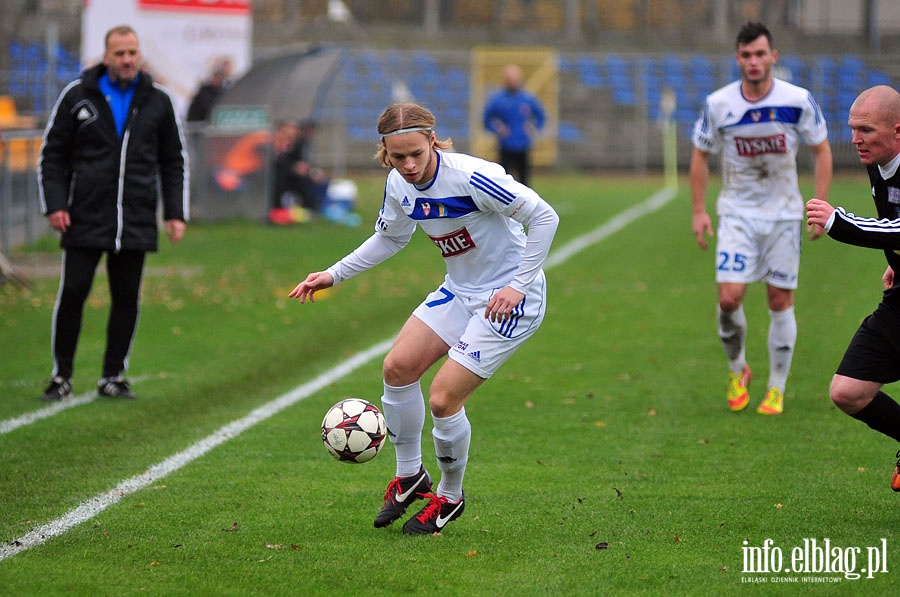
top-left (0, 129), bottom-right (49, 253)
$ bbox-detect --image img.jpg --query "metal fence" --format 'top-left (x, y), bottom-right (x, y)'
top-left (0, 130), bottom-right (49, 253)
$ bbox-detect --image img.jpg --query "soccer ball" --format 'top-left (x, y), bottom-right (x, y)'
top-left (321, 398), bottom-right (386, 463)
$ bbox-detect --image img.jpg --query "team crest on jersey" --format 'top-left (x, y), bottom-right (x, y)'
top-left (751, 110), bottom-right (762, 122)
top-left (888, 187), bottom-right (900, 205)
top-left (769, 108), bottom-right (777, 121)
top-left (430, 227), bottom-right (476, 257)
top-left (420, 202), bottom-right (447, 218)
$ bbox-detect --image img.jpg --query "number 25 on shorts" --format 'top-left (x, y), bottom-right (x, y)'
top-left (717, 252), bottom-right (748, 272)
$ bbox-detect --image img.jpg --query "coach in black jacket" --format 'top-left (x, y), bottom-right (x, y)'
top-left (37, 24), bottom-right (189, 402)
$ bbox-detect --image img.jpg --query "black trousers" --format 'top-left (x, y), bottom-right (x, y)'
top-left (499, 148), bottom-right (532, 187)
top-left (52, 247), bottom-right (146, 380)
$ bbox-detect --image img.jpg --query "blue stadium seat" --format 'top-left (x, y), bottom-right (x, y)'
top-left (577, 55), bottom-right (604, 88)
top-left (777, 55), bottom-right (807, 85)
top-left (866, 70), bottom-right (893, 87)
top-left (558, 121), bottom-right (583, 142)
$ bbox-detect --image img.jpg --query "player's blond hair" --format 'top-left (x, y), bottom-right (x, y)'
top-left (375, 102), bottom-right (452, 168)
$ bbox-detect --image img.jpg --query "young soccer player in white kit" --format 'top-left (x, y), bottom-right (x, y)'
top-left (690, 21), bottom-right (832, 415)
top-left (289, 102), bottom-right (559, 534)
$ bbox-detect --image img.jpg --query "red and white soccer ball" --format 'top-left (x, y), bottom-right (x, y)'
top-left (321, 398), bottom-right (386, 463)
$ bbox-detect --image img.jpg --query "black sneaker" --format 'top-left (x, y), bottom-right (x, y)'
top-left (98, 378), bottom-right (136, 399)
top-left (40, 376), bottom-right (73, 402)
top-left (402, 492), bottom-right (465, 535)
top-left (373, 467), bottom-right (432, 528)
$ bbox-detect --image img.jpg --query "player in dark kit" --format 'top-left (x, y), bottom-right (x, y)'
top-left (806, 85), bottom-right (900, 491)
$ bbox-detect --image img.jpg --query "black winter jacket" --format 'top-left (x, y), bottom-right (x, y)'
top-left (38, 64), bottom-right (189, 252)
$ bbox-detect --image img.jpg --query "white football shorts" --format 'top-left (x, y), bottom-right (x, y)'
top-left (412, 271), bottom-right (547, 379)
top-left (715, 215), bottom-right (801, 288)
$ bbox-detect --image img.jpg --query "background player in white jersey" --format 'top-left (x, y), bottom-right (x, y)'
top-left (690, 21), bottom-right (832, 415)
top-left (289, 102), bottom-right (559, 534)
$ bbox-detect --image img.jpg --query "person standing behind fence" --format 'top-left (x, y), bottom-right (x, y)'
top-left (186, 57), bottom-right (233, 123)
top-left (690, 21), bottom-right (832, 415)
top-left (482, 64), bottom-right (545, 186)
top-left (37, 24), bottom-right (189, 402)
top-left (806, 85), bottom-right (900, 491)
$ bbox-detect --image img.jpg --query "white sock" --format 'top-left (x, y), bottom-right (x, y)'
top-left (381, 380), bottom-right (425, 478)
top-left (432, 407), bottom-right (470, 503)
top-left (767, 306), bottom-right (796, 390)
top-left (718, 305), bottom-right (747, 372)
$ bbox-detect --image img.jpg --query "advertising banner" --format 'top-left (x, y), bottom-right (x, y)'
top-left (81, 0), bottom-right (252, 118)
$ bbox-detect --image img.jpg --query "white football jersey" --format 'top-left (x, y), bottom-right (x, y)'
top-left (376, 150), bottom-right (542, 295)
top-left (692, 78), bottom-right (828, 220)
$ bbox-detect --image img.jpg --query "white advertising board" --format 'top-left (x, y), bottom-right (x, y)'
top-left (81, 0), bottom-right (252, 119)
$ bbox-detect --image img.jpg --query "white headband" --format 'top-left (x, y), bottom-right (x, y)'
top-left (381, 126), bottom-right (433, 138)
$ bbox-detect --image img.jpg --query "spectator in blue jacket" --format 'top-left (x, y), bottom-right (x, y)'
top-left (482, 64), bottom-right (546, 186)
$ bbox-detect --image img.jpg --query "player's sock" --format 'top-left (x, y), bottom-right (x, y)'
top-left (767, 306), bottom-right (796, 390)
top-left (718, 304), bottom-right (747, 372)
top-left (851, 391), bottom-right (900, 442)
top-left (382, 380), bottom-right (426, 478)
top-left (432, 407), bottom-right (471, 503)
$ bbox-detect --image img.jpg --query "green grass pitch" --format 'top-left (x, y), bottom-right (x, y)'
top-left (0, 173), bottom-right (897, 595)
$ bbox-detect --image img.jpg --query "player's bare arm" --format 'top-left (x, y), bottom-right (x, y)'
top-left (289, 271), bottom-right (334, 303)
top-left (689, 148), bottom-right (714, 250)
top-left (808, 139), bottom-right (834, 240)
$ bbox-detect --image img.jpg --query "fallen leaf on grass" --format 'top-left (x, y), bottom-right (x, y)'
top-left (265, 543), bottom-right (286, 550)
top-left (466, 550), bottom-right (477, 557)
top-left (774, 503), bottom-right (783, 509)
top-left (223, 522), bottom-right (239, 532)
top-left (595, 542), bottom-right (609, 550)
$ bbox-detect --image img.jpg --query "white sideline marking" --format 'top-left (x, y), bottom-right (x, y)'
top-left (0, 340), bottom-right (394, 561)
top-left (544, 186), bottom-right (676, 269)
top-left (0, 376), bottom-right (152, 435)
top-left (0, 185), bottom-right (677, 562)
top-left (0, 392), bottom-right (97, 435)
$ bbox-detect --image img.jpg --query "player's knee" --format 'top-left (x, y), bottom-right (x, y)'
top-left (718, 296), bottom-right (742, 313)
top-left (829, 378), bottom-right (866, 414)
top-left (382, 353), bottom-right (418, 387)
top-left (426, 382), bottom-right (463, 418)
top-left (767, 294), bottom-right (794, 312)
